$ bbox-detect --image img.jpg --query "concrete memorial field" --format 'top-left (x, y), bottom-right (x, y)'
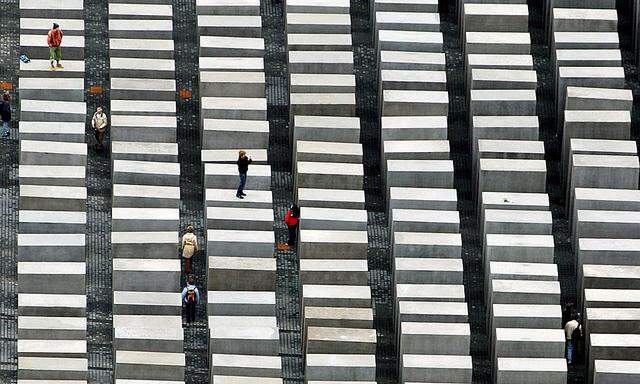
top-left (4, 0), bottom-right (640, 383)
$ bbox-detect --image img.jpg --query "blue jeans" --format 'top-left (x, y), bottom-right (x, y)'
top-left (236, 173), bottom-right (247, 196)
top-left (1, 121), bottom-right (8, 137)
top-left (566, 340), bottom-right (573, 363)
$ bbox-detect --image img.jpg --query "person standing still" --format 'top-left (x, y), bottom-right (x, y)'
top-left (285, 204), bottom-right (300, 247)
top-left (564, 315), bottom-right (581, 365)
top-left (181, 225), bottom-right (198, 274)
top-left (236, 150), bottom-right (252, 199)
top-left (181, 275), bottom-right (200, 324)
top-left (47, 23), bottom-right (64, 69)
top-left (91, 107), bottom-right (108, 150)
top-left (0, 93), bottom-right (11, 139)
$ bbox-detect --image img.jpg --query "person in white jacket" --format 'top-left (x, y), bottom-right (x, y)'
top-left (181, 225), bottom-right (198, 274)
top-left (91, 106), bottom-right (108, 150)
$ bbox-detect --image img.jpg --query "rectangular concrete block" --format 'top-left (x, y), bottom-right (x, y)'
top-left (381, 116), bottom-right (448, 141)
top-left (389, 187), bottom-right (457, 211)
top-left (204, 163), bottom-right (271, 190)
top-left (400, 322), bottom-right (470, 355)
top-left (386, 160), bottom-right (454, 189)
top-left (297, 188), bottom-right (365, 210)
top-left (397, 301), bottom-right (468, 324)
top-left (302, 284), bottom-right (372, 309)
top-left (478, 158), bottom-right (547, 194)
top-left (200, 71), bottom-right (265, 98)
top-left (382, 90), bottom-right (448, 116)
top-left (379, 51), bottom-right (445, 71)
top-left (391, 208), bottom-right (459, 233)
top-left (295, 141), bottom-right (362, 164)
top-left (295, 162), bottom-right (363, 190)
top-left (113, 160), bottom-right (180, 187)
top-left (113, 184), bottom-right (180, 208)
top-left (492, 304), bottom-right (562, 330)
top-left (396, 284), bottom-right (465, 303)
top-left (293, 115), bottom-right (361, 144)
top-left (299, 230), bottom-right (368, 259)
top-left (395, 257), bottom-right (463, 285)
top-left (18, 210), bottom-right (86, 234)
top-left (496, 357), bottom-right (567, 384)
top-left (305, 327), bottom-right (376, 355)
top-left (206, 188), bottom-right (273, 209)
top-left (299, 207), bottom-right (367, 231)
top-left (305, 354), bottom-right (376, 382)
top-left (210, 354), bottom-right (281, 378)
top-left (593, 359), bottom-right (640, 384)
top-left (207, 230), bottom-right (274, 258)
top-left (209, 316), bottom-right (279, 356)
top-left (208, 291), bottom-right (276, 317)
top-left (378, 30), bottom-right (443, 53)
top-left (111, 231), bottom-right (178, 259)
top-left (400, 354), bottom-right (472, 383)
top-left (113, 259), bottom-right (180, 293)
top-left (208, 256), bottom-right (275, 291)
top-left (393, 231), bottom-right (462, 259)
top-left (304, 306), bottom-right (374, 329)
top-left (465, 32), bottom-right (530, 54)
top-left (113, 291), bottom-right (181, 316)
top-left (484, 209), bottom-right (552, 235)
top-left (206, 207), bottom-right (274, 231)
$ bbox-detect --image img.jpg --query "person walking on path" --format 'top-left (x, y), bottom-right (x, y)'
top-left (564, 314), bottom-right (582, 365)
top-left (236, 150), bottom-right (252, 199)
top-left (285, 204), bottom-right (300, 247)
top-left (181, 225), bottom-right (198, 274)
top-left (47, 23), bottom-right (64, 69)
top-left (0, 93), bottom-right (11, 139)
top-left (91, 106), bottom-right (108, 150)
top-left (181, 275), bottom-right (200, 324)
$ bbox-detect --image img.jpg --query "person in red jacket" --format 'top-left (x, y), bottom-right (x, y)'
top-left (284, 204), bottom-right (300, 247)
top-left (47, 23), bottom-right (64, 69)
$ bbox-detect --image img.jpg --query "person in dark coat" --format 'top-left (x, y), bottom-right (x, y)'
top-left (236, 150), bottom-right (252, 199)
top-left (285, 204), bottom-right (300, 247)
top-left (0, 93), bottom-right (11, 138)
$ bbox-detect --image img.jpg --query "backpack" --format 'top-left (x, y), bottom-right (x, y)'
top-left (186, 286), bottom-right (197, 303)
top-left (571, 324), bottom-right (582, 341)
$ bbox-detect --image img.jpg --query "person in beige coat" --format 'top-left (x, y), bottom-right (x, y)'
top-left (181, 225), bottom-right (198, 274)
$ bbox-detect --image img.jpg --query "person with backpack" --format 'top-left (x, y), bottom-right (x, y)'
top-left (284, 204), bottom-right (300, 247)
top-left (47, 23), bottom-right (64, 69)
top-left (181, 225), bottom-right (198, 274)
top-left (0, 93), bottom-right (11, 139)
top-left (564, 313), bottom-right (582, 365)
top-left (181, 275), bottom-right (200, 324)
top-left (236, 150), bottom-right (252, 199)
top-left (91, 106), bottom-right (108, 150)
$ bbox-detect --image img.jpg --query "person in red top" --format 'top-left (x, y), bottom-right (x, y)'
top-left (284, 204), bottom-right (300, 247)
top-left (47, 23), bottom-right (64, 69)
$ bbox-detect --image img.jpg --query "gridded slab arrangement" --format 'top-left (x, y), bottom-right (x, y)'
top-left (196, 0), bottom-right (282, 383)
top-left (284, 0), bottom-right (377, 381)
top-left (17, 0), bottom-right (89, 381)
top-left (459, 1), bottom-right (569, 383)
top-left (108, 1), bottom-right (185, 381)
top-left (545, 1), bottom-right (640, 383)
top-left (372, 1), bottom-right (474, 383)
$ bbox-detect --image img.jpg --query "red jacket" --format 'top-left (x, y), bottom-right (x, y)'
top-left (285, 210), bottom-right (299, 227)
top-left (47, 28), bottom-right (63, 47)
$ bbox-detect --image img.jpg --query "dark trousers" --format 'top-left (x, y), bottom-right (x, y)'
top-left (93, 128), bottom-right (105, 148)
top-left (186, 301), bottom-right (196, 323)
top-left (288, 225), bottom-right (298, 246)
top-left (236, 173), bottom-right (247, 196)
top-left (184, 257), bottom-right (191, 274)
